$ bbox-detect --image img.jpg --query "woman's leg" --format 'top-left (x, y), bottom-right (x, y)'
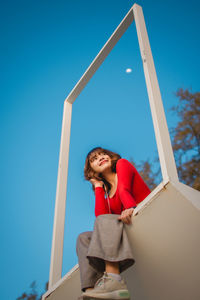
top-left (87, 214), bottom-right (134, 273)
top-left (76, 231), bottom-right (103, 291)
top-left (82, 215), bottom-right (133, 299)
top-left (105, 261), bottom-right (120, 274)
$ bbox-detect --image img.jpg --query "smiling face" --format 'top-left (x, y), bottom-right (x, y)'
top-left (89, 150), bottom-right (112, 174)
top-left (84, 147), bottom-right (121, 186)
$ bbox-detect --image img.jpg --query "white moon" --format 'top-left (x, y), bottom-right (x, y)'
top-left (126, 68), bottom-right (132, 73)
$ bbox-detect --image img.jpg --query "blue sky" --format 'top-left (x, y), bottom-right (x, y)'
top-left (1, 0), bottom-right (200, 299)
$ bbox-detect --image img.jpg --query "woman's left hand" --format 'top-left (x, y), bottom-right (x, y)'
top-left (118, 208), bottom-right (134, 225)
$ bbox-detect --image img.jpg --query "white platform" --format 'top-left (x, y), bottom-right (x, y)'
top-left (43, 180), bottom-right (200, 300)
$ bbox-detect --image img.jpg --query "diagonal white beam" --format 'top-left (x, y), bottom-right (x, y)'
top-left (66, 7), bottom-right (134, 104)
top-left (133, 4), bottom-right (179, 182)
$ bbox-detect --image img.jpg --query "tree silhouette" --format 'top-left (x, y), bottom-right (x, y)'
top-left (131, 158), bottom-right (160, 191)
top-left (134, 88), bottom-right (200, 191)
top-left (170, 88), bottom-right (200, 190)
top-left (16, 281), bottom-right (48, 300)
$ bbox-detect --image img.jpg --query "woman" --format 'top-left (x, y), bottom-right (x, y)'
top-left (76, 147), bottom-right (151, 300)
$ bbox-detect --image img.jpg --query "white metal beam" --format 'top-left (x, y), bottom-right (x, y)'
top-left (49, 101), bottom-right (72, 287)
top-left (133, 4), bottom-right (178, 182)
top-left (66, 7), bottom-right (134, 104)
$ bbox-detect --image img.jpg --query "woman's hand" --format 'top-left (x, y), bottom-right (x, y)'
top-left (90, 178), bottom-right (104, 188)
top-left (118, 208), bottom-right (135, 225)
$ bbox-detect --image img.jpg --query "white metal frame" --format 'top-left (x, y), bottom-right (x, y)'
top-left (49, 3), bottom-right (179, 288)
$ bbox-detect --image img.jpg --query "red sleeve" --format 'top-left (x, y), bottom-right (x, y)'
top-left (95, 187), bottom-right (109, 217)
top-left (116, 159), bottom-right (151, 209)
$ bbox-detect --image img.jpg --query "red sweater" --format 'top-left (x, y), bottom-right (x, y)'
top-left (95, 158), bottom-right (151, 217)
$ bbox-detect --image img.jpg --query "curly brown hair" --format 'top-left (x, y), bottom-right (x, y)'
top-left (84, 147), bottom-right (121, 192)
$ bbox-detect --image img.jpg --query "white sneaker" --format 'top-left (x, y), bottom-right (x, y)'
top-left (82, 272), bottom-right (130, 299)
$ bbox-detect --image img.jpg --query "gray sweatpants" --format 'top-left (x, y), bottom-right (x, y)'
top-left (76, 214), bottom-right (135, 291)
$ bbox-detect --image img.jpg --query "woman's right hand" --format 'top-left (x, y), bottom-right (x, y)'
top-left (90, 178), bottom-right (104, 188)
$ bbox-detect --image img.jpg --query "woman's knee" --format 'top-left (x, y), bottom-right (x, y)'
top-left (95, 214), bottom-right (110, 222)
top-left (95, 214), bottom-right (119, 224)
top-left (76, 231), bottom-right (92, 249)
